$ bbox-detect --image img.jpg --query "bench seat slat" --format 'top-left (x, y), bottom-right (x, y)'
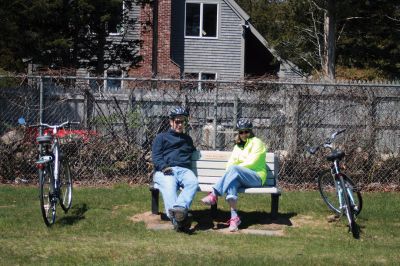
top-left (198, 184), bottom-right (280, 194)
top-left (196, 169), bottom-right (227, 177)
top-left (192, 151), bottom-right (231, 160)
top-left (198, 171), bottom-right (275, 184)
top-left (196, 169), bottom-right (275, 178)
top-left (193, 161), bottom-right (227, 169)
top-left (193, 161), bottom-right (276, 171)
top-left (192, 150), bottom-right (276, 163)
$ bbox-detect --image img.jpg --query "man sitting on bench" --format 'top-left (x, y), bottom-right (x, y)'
top-left (152, 107), bottom-right (198, 232)
top-left (201, 118), bottom-right (267, 232)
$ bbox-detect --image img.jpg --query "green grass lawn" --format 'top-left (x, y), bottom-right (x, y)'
top-left (0, 184), bottom-right (399, 265)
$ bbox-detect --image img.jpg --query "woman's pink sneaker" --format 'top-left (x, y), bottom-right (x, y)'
top-left (201, 193), bottom-right (218, 205)
top-left (227, 216), bottom-right (241, 232)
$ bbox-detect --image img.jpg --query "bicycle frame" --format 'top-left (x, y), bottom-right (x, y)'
top-left (329, 159), bottom-right (358, 215)
top-left (37, 127), bottom-right (61, 197)
top-left (51, 135), bottom-right (60, 193)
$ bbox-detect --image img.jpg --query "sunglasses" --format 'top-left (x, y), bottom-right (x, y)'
top-left (174, 119), bottom-right (186, 125)
top-left (239, 130), bottom-right (250, 135)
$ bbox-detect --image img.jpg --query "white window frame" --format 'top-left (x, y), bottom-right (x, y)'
top-left (184, 71), bottom-right (217, 91)
top-left (104, 69), bottom-right (124, 91)
top-left (185, 2), bottom-right (219, 39)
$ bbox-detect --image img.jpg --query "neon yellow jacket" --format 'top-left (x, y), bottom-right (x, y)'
top-left (226, 136), bottom-right (267, 185)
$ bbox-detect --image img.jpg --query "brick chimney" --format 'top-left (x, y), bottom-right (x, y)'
top-left (129, 0), bottom-right (180, 78)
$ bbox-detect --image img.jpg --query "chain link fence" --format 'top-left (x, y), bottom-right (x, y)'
top-left (1, 76), bottom-right (399, 190)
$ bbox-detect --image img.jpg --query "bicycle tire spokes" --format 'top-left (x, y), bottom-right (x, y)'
top-left (318, 171), bottom-right (341, 214)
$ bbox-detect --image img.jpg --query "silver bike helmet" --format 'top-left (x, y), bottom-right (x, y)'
top-left (236, 118), bottom-right (253, 130)
top-left (169, 107), bottom-right (189, 119)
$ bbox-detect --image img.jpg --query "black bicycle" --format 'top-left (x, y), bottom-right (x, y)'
top-left (308, 129), bottom-right (362, 238)
top-left (19, 118), bottom-right (77, 226)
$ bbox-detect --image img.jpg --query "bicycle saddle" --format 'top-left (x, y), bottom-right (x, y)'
top-left (36, 135), bottom-right (53, 144)
top-left (326, 150), bottom-right (345, 161)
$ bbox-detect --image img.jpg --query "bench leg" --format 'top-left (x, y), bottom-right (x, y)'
top-left (150, 188), bottom-right (159, 215)
top-left (271, 193), bottom-right (280, 220)
top-left (211, 204), bottom-right (217, 219)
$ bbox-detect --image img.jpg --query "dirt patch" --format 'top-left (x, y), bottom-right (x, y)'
top-left (130, 211), bottom-right (285, 236)
top-left (290, 214), bottom-right (337, 229)
top-left (130, 212), bottom-right (174, 230)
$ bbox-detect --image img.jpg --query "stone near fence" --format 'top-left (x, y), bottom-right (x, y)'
top-left (1, 129), bottom-right (24, 145)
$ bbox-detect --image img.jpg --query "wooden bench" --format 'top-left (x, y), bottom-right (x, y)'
top-left (150, 150), bottom-right (282, 218)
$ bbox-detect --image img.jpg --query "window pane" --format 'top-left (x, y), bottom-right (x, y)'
top-left (201, 73), bottom-right (216, 80)
top-left (202, 4), bottom-right (217, 37)
top-left (184, 73), bottom-right (199, 79)
top-left (186, 3), bottom-right (200, 36)
top-left (183, 73), bottom-right (199, 90)
top-left (108, 2), bottom-right (123, 33)
top-left (201, 73), bottom-right (216, 91)
top-left (107, 70), bottom-right (122, 91)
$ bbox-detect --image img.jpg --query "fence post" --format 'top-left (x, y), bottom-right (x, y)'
top-left (83, 89), bottom-right (94, 129)
top-left (182, 91), bottom-right (189, 134)
top-left (233, 94), bottom-right (239, 129)
top-left (366, 90), bottom-right (377, 167)
top-left (213, 84), bottom-right (218, 150)
top-left (83, 91), bottom-right (88, 128)
top-left (283, 85), bottom-right (299, 154)
top-left (39, 77), bottom-right (44, 135)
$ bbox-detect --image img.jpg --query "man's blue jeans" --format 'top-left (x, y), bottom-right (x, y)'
top-left (213, 165), bottom-right (262, 201)
top-left (154, 166), bottom-right (198, 218)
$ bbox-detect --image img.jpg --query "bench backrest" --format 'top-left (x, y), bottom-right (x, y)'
top-left (191, 151), bottom-right (279, 187)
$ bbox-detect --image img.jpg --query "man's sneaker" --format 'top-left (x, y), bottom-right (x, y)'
top-left (169, 207), bottom-right (192, 232)
top-left (201, 193), bottom-right (218, 206)
top-left (169, 206), bottom-right (188, 222)
top-left (227, 216), bottom-right (241, 232)
top-left (177, 213), bottom-right (193, 232)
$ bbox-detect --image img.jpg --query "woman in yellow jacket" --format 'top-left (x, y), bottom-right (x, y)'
top-left (201, 118), bottom-right (267, 232)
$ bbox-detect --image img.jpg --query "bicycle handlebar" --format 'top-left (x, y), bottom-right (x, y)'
top-left (330, 129), bottom-right (346, 140)
top-left (40, 121), bottom-right (80, 129)
top-left (308, 129), bottom-right (346, 154)
top-left (308, 146), bottom-right (319, 154)
top-left (28, 121), bottom-right (80, 129)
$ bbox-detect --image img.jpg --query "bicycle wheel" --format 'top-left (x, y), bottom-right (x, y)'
top-left (318, 172), bottom-right (363, 215)
top-left (39, 165), bottom-right (56, 226)
top-left (340, 176), bottom-right (360, 238)
top-left (59, 159), bottom-right (72, 212)
top-left (318, 171), bottom-right (341, 214)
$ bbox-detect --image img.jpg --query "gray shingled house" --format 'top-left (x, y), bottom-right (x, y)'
top-left (127, 0), bottom-right (302, 82)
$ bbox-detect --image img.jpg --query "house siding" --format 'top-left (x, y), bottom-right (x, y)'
top-left (182, 0), bottom-right (244, 81)
top-left (128, 4), bottom-right (141, 40)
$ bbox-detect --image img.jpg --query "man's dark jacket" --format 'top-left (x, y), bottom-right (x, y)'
top-left (152, 129), bottom-right (196, 171)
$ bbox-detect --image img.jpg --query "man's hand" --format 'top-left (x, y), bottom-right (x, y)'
top-left (162, 167), bottom-right (173, 175)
